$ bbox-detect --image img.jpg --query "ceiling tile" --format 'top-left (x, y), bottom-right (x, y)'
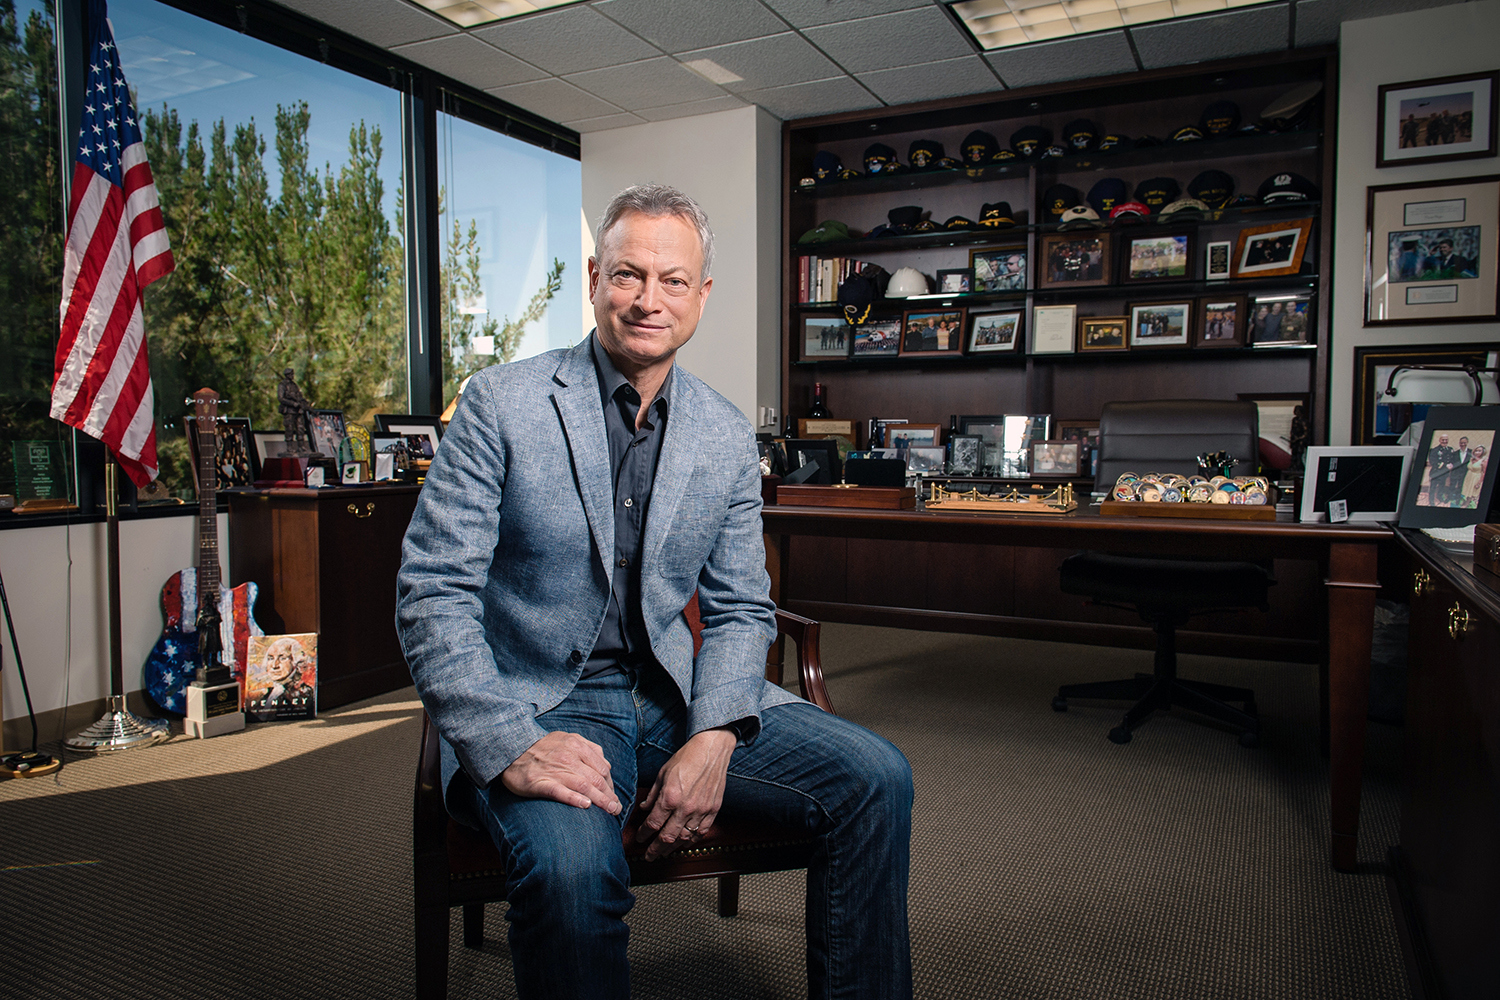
top-left (801, 6), bottom-right (975, 74)
top-left (486, 77), bottom-right (624, 122)
top-left (391, 33), bottom-right (547, 89)
top-left (986, 31), bottom-right (1136, 88)
top-left (592, 0), bottom-right (788, 53)
top-left (634, 94), bottom-right (752, 122)
top-left (676, 32), bottom-right (844, 94)
top-left (856, 54), bottom-right (1000, 106)
top-left (1130, 5), bottom-right (1290, 70)
top-left (1294, 0), bottom-right (1463, 47)
top-left (563, 57), bottom-right (727, 110)
top-left (473, 6), bottom-right (659, 75)
top-left (565, 111), bottom-right (650, 132)
top-left (760, 0), bottom-right (933, 30)
top-left (272, 0), bottom-right (456, 50)
top-left (734, 75), bottom-right (881, 120)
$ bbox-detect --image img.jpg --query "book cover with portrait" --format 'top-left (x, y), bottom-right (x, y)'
top-left (244, 633), bottom-right (318, 722)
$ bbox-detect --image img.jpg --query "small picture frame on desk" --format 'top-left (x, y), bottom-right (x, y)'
top-left (1397, 406), bottom-right (1500, 528)
top-left (252, 430), bottom-right (287, 468)
top-left (907, 446), bottom-right (946, 475)
top-left (308, 408), bottom-right (346, 461)
top-left (1031, 440), bottom-right (1080, 477)
top-left (885, 423), bottom-right (941, 450)
top-left (948, 434), bottom-right (983, 475)
top-left (375, 414), bottom-right (443, 458)
top-left (1299, 446), bottom-right (1415, 523)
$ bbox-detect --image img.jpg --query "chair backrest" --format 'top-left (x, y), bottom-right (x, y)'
top-left (1094, 399), bottom-right (1259, 492)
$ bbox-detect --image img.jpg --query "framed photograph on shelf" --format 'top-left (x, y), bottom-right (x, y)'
top-left (1031, 440), bottom-right (1080, 477)
top-left (186, 416), bottom-right (257, 490)
top-left (970, 246), bottom-right (1027, 292)
top-left (958, 415), bottom-right (1007, 474)
top-left (1124, 231), bottom-right (1192, 282)
top-left (1248, 292), bottom-right (1312, 346)
top-left (1365, 175), bottom-right (1499, 325)
top-left (801, 316), bottom-right (852, 358)
top-left (1377, 71), bottom-right (1498, 169)
top-left (936, 268), bottom-right (973, 293)
top-left (948, 434), bottom-right (983, 475)
top-left (1078, 316), bottom-right (1128, 352)
top-left (967, 309), bottom-right (1023, 353)
top-left (851, 319), bottom-right (902, 358)
top-left (1205, 240), bottom-right (1232, 280)
top-left (375, 413), bottom-right (444, 458)
top-left (899, 309), bottom-right (966, 357)
top-left (907, 446), bottom-right (947, 475)
top-left (1197, 296), bottom-right (1247, 348)
top-left (1398, 406), bottom-right (1500, 528)
top-left (308, 408), bottom-right (346, 460)
top-left (1353, 344), bottom-right (1496, 444)
top-left (1038, 232), bottom-right (1111, 289)
top-left (885, 423), bottom-right (942, 450)
top-left (1058, 420), bottom-right (1101, 478)
top-left (1233, 218), bottom-right (1313, 278)
top-left (1031, 303), bottom-right (1077, 354)
top-left (1128, 300), bottom-right (1192, 348)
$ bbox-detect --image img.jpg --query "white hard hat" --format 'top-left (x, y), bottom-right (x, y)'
top-left (886, 267), bottom-right (928, 297)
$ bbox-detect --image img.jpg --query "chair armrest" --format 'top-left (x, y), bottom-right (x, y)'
top-left (414, 710), bottom-right (449, 856)
top-left (774, 609), bottom-right (835, 715)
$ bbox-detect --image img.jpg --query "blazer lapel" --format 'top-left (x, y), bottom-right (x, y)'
top-left (642, 367), bottom-right (698, 573)
top-left (551, 339), bottom-right (613, 574)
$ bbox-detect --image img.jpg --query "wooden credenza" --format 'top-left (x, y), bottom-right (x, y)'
top-left (228, 484), bottom-right (420, 710)
top-left (1389, 528), bottom-right (1500, 1000)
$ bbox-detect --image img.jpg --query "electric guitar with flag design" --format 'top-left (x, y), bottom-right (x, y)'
top-left (143, 389), bottom-right (262, 713)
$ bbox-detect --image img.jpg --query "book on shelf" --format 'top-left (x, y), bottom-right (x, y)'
top-left (798, 256), bottom-right (873, 304)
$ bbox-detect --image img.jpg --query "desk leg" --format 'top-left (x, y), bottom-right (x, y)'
top-left (1325, 540), bottom-right (1380, 873)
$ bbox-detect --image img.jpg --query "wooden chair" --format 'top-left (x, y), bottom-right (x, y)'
top-left (413, 608), bottom-right (834, 1000)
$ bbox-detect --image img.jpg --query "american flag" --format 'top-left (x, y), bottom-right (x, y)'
top-left (50, 0), bottom-right (174, 488)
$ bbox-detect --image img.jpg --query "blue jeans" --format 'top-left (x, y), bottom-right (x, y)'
top-left (453, 664), bottom-right (913, 1000)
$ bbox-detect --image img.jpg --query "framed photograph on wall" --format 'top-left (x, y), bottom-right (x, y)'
top-left (970, 246), bottom-right (1027, 292)
top-left (899, 308), bottom-right (966, 357)
top-left (1128, 300), bottom-right (1192, 348)
top-left (1124, 232), bottom-right (1192, 282)
top-left (1377, 71), bottom-right (1498, 169)
top-left (1352, 344), bottom-right (1496, 445)
top-left (1233, 218), bottom-right (1313, 278)
top-left (1398, 406), bottom-right (1500, 528)
top-left (1196, 296), bottom-right (1246, 348)
top-left (1038, 233), bottom-right (1111, 289)
top-left (802, 315), bottom-right (852, 358)
top-left (967, 309), bottom-right (1023, 353)
top-left (1365, 175), bottom-right (1500, 326)
top-left (851, 318), bottom-right (902, 358)
top-left (1248, 292), bottom-right (1312, 347)
top-left (1078, 316), bottom-right (1128, 352)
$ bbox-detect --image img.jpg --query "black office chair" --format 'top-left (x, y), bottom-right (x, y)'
top-left (1052, 400), bottom-right (1272, 747)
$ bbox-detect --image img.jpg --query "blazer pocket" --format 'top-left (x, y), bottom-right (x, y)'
top-left (654, 494), bottom-right (723, 577)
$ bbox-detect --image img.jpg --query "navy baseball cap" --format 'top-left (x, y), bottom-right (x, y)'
top-left (1200, 100), bottom-right (1241, 135)
top-left (943, 215), bottom-right (977, 231)
top-left (1188, 170), bottom-right (1235, 208)
top-left (961, 130), bottom-right (1000, 164)
top-left (1063, 119), bottom-right (1101, 151)
top-left (1135, 177), bottom-right (1181, 212)
top-left (812, 151), bottom-right (842, 183)
top-left (908, 139), bottom-right (944, 171)
top-left (1043, 184), bottom-right (1082, 220)
top-left (1087, 177), bottom-right (1129, 216)
top-left (1170, 125), bottom-right (1205, 143)
top-left (1096, 134), bottom-right (1130, 152)
top-left (864, 143), bottom-right (899, 175)
top-left (887, 205), bottom-right (924, 230)
top-left (1010, 125), bottom-right (1051, 158)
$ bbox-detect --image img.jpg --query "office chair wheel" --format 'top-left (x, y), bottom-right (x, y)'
top-left (1108, 726), bottom-right (1132, 745)
top-left (1051, 696), bottom-right (1068, 712)
top-left (1239, 730), bottom-right (1260, 749)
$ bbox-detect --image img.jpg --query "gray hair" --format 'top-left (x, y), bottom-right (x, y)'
top-left (596, 184), bottom-right (715, 281)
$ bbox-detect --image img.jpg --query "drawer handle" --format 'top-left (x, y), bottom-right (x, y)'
top-left (347, 502), bottom-right (375, 519)
top-left (1448, 602), bottom-right (1474, 641)
top-left (1412, 568), bottom-right (1433, 597)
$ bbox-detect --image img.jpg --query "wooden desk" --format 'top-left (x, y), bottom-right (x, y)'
top-left (762, 504), bottom-right (1391, 872)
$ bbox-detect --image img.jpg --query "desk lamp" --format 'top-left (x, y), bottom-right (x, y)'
top-left (1382, 362), bottom-right (1499, 446)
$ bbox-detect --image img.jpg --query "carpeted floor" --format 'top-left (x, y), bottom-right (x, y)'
top-left (0, 623), bottom-right (1410, 999)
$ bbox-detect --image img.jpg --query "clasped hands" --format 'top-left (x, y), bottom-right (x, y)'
top-left (500, 726), bottom-right (737, 861)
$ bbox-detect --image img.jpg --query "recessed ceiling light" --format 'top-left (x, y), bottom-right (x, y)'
top-left (680, 58), bottom-right (744, 85)
top-left (409, 0), bottom-right (584, 29)
top-left (949, 0), bottom-right (1280, 50)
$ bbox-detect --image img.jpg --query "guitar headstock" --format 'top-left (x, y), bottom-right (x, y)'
top-left (189, 388), bottom-right (222, 434)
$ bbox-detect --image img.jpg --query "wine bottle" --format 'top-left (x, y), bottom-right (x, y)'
top-left (808, 382), bottom-right (831, 419)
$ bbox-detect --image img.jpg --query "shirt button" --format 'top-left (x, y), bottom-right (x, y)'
top-left (570, 650), bottom-right (582, 663)
top-left (623, 498), bottom-right (633, 507)
top-left (617, 557), bottom-right (629, 568)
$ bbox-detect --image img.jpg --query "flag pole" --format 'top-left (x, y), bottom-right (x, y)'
top-left (63, 458), bottom-right (168, 752)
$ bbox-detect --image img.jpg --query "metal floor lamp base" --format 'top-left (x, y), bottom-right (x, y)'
top-left (64, 696), bottom-right (171, 752)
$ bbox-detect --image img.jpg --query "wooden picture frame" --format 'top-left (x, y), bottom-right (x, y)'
top-left (1078, 316), bottom-right (1128, 353)
top-left (1031, 440), bottom-right (1080, 477)
top-left (967, 309), bottom-right (1023, 353)
top-left (1233, 218), bottom-right (1313, 278)
top-left (899, 309), bottom-right (966, 357)
top-left (1123, 231), bottom-right (1193, 282)
top-left (1364, 174), bottom-right (1500, 326)
top-left (1398, 405), bottom-right (1500, 528)
top-left (851, 318), bottom-right (902, 358)
top-left (1353, 344), bottom-right (1496, 445)
top-left (936, 268), bottom-right (973, 293)
top-left (885, 423), bottom-right (942, 449)
top-left (1377, 71), bottom-right (1498, 169)
top-left (1128, 300), bottom-right (1193, 348)
top-left (969, 246), bottom-right (1027, 292)
top-left (1196, 295), bottom-right (1246, 348)
top-left (1038, 232), bottom-right (1111, 289)
top-left (801, 315), bottom-right (853, 358)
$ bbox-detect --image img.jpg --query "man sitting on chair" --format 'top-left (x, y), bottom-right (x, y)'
top-left (396, 184), bottom-right (913, 1000)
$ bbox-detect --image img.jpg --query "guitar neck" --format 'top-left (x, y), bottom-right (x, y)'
top-left (196, 407), bottom-right (221, 604)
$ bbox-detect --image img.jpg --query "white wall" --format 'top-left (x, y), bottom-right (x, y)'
top-left (1, 514), bottom-right (218, 733)
top-left (581, 105), bottom-right (782, 426)
top-left (1329, 1), bottom-right (1500, 443)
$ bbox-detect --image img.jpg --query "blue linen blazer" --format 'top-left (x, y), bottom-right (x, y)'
top-left (395, 336), bottom-right (798, 802)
